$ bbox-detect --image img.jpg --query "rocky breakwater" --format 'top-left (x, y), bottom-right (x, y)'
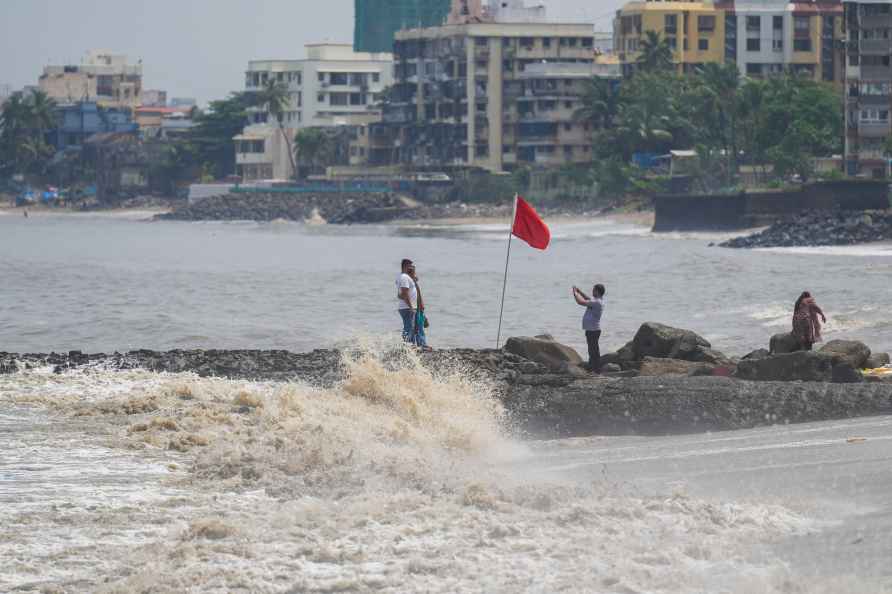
top-left (721, 210), bottom-right (892, 248)
top-left (3, 325), bottom-right (892, 438)
top-left (155, 192), bottom-right (417, 224)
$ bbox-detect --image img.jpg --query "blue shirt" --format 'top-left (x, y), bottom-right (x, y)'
top-left (581, 298), bottom-right (604, 332)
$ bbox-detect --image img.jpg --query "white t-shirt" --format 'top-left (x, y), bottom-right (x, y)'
top-left (396, 273), bottom-right (417, 310)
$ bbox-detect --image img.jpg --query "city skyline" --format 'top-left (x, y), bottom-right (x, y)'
top-left (0, 0), bottom-right (621, 106)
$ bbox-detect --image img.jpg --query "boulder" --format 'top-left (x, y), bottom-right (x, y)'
top-left (743, 349), bottom-right (771, 361)
top-left (736, 351), bottom-right (861, 383)
top-left (769, 333), bottom-right (800, 355)
top-left (865, 352), bottom-right (891, 370)
top-left (630, 323), bottom-right (711, 360)
top-left (819, 340), bottom-right (871, 369)
top-left (503, 336), bottom-right (584, 373)
top-left (638, 357), bottom-right (711, 377)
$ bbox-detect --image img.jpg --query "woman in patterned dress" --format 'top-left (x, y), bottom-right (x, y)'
top-left (792, 291), bottom-right (827, 351)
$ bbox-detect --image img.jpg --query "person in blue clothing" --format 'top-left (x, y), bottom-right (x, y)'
top-left (409, 264), bottom-right (432, 351)
top-left (573, 284), bottom-right (606, 375)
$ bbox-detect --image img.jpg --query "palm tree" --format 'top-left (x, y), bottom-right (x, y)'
top-left (573, 77), bottom-right (620, 131)
top-left (695, 62), bottom-right (741, 179)
top-left (27, 90), bottom-right (57, 134)
top-left (0, 91), bottom-right (56, 175)
top-left (254, 80), bottom-right (297, 181)
top-left (293, 128), bottom-right (333, 179)
top-left (636, 31), bottom-right (674, 73)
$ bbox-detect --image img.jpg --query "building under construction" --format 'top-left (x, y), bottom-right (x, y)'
top-left (354, 0), bottom-right (451, 53)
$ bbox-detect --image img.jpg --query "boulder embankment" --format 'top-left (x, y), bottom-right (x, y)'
top-left (155, 192), bottom-right (417, 224)
top-left (721, 210), bottom-right (892, 248)
top-left (3, 322), bottom-right (892, 438)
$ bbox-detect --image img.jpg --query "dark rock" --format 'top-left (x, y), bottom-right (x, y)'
top-left (819, 340), bottom-right (872, 370)
top-left (866, 352), bottom-right (891, 369)
top-left (721, 210), bottom-right (892, 249)
top-left (503, 335), bottom-right (584, 373)
top-left (743, 349), bottom-right (771, 361)
top-left (736, 351), bottom-right (836, 382)
top-left (603, 363), bottom-right (622, 373)
top-left (770, 333), bottom-right (800, 355)
top-left (630, 322), bottom-right (711, 360)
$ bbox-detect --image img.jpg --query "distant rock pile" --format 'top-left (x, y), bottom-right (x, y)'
top-left (721, 210), bottom-right (892, 248)
top-left (156, 192), bottom-right (416, 224)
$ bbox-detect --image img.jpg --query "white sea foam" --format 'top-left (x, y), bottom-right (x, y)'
top-left (0, 347), bottom-right (835, 593)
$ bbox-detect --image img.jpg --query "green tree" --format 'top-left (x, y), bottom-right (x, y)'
top-left (252, 80), bottom-right (297, 180)
top-left (636, 31), bottom-right (674, 73)
top-left (293, 128), bottom-right (334, 178)
top-left (692, 63), bottom-right (741, 182)
top-left (186, 92), bottom-right (250, 179)
top-left (0, 91), bottom-right (57, 176)
top-left (574, 77), bottom-right (621, 131)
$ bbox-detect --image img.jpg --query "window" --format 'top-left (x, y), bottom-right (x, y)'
top-left (746, 16), bottom-right (760, 32)
top-left (667, 36), bottom-right (677, 50)
top-left (665, 14), bottom-right (678, 34)
top-left (747, 38), bottom-right (761, 52)
top-left (318, 72), bottom-right (325, 82)
top-left (698, 38), bottom-right (709, 51)
top-left (863, 55), bottom-right (892, 66)
top-left (330, 73), bottom-right (348, 85)
top-left (330, 93), bottom-right (349, 106)
top-left (317, 93), bottom-right (326, 103)
top-left (773, 16), bottom-right (783, 30)
top-left (746, 63), bottom-right (762, 75)
top-left (520, 37), bottom-right (534, 49)
top-left (793, 39), bottom-right (812, 52)
top-left (542, 37), bottom-right (552, 48)
top-left (862, 82), bottom-right (892, 96)
top-left (698, 15), bottom-right (716, 32)
top-left (794, 16), bottom-right (810, 34)
top-left (372, 72), bottom-right (380, 83)
top-left (860, 108), bottom-right (890, 122)
top-left (683, 38), bottom-right (689, 51)
top-left (773, 38), bottom-right (783, 52)
top-left (350, 73), bottom-right (368, 86)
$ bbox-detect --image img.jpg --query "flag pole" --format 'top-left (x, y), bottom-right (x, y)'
top-left (496, 195), bottom-right (518, 349)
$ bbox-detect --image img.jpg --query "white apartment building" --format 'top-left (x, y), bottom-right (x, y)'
top-left (724, 0), bottom-right (840, 81)
top-left (235, 44), bottom-right (393, 181)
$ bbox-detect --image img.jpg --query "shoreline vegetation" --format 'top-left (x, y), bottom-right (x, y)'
top-left (3, 323), bottom-right (890, 438)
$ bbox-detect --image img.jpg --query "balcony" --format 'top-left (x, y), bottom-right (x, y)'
top-left (859, 39), bottom-right (892, 55)
top-left (859, 121), bottom-right (891, 137)
top-left (857, 94), bottom-right (892, 106)
top-left (862, 65), bottom-right (892, 80)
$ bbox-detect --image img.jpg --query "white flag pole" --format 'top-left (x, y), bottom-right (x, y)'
top-left (496, 195), bottom-right (518, 349)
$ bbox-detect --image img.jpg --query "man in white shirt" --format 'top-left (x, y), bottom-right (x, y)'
top-left (397, 258), bottom-right (418, 342)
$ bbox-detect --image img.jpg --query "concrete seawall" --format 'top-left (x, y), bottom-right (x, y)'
top-left (653, 180), bottom-right (890, 232)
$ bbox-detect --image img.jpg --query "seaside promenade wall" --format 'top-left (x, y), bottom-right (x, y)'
top-left (653, 180), bottom-right (890, 232)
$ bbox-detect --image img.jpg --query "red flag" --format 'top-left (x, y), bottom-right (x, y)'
top-left (511, 196), bottom-right (550, 250)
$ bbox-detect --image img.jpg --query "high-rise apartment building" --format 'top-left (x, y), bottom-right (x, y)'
top-left (353, 0), bottom-right (451, 53)
top-left (38, 50), bottom-right (143, 109)
top-left (843, 0), bottom-right (892, 178)
top-left (614, 0), bottom-right (843, 83)
top-left (235, 44), bottom-right (393, 180)
top-left (379, 20), bottom-right (599, 172)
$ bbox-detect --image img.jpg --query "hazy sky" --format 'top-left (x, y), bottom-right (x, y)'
top-left (0, 0), bottom-right (622, 105)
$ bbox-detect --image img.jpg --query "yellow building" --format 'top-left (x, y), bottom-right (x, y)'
top-left (614, 0), bottom-right (844, 85)
top-left (615, 1), bottom-right (725, 76)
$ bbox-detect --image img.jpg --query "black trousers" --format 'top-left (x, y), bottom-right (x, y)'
top-left (585, 330), bottom-right (602, 373)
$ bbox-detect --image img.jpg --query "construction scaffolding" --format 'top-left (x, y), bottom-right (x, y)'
top-left (354, 0), bottom-right (451, 53)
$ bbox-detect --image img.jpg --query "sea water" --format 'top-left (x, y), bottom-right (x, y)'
top-left (2, 214), bottom-right (892, 592)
